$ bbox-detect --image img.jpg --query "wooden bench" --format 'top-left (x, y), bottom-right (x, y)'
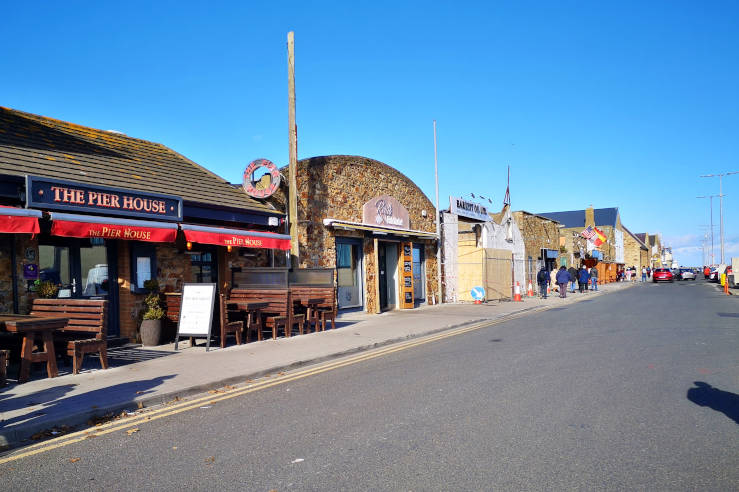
top-left (229, 289), bottom-right (304, 339)
top-left (290, 286), bottom-right (337, 331)
top-left (31, 299), bottom-right (108, 375)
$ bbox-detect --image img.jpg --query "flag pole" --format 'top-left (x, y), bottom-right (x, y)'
top-left (434, 120), bottom-right (442, 304)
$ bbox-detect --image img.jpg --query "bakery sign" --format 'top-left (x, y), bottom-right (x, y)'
top-left (362, 195), bottom-right (410, 230)
top-left (449, 196), bottom-right (491, 221)
top-left (26, 176), bottom-right (182, 221)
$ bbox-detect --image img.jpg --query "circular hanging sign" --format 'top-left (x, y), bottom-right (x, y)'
top-left (243, 158), bottom-right (281, 198)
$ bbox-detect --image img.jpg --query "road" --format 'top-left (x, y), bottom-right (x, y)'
top-left (1, 280), bottom-right (737, 490)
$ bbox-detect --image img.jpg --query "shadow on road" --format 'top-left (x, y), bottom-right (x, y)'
top-left (686, 381), bottom-right (739, 425)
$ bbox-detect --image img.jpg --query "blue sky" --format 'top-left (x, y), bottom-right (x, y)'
top-left (3, 1), bottom-right (738, 266)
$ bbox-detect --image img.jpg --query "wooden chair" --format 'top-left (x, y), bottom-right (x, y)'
top-left (0, 349), bottom-right (9, 386)
top-left (229, 289), bottom-right (304, 339)
top-left (219, 294), bottom-right (243, 348)
top-left (291, 286), bottom-right (337, 331)
top-left (31, 299), bottom-right (108, 375)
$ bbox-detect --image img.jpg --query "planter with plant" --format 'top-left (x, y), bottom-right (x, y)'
top-left (34, 280), bottom-right (59, 299)
top-left (140, 279), bottom-right (165, 346)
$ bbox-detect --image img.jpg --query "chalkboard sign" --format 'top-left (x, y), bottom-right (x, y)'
top-left (175, 283), bottom-right (217, 351)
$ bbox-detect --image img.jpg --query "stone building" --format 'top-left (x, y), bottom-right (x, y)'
top-left (649, 234), bottom-right (662, 267)
top-left (442, 200), bottom-right (525, 302)
top-left (622, 226), bottom-right (649, 272)
top-left (0, 107), bottom-right (289, 340)
top-left (537, 207), bottom-right (625, 283)
top-left (511, 210), bottom-right (563, 287)
top-left (269, 155), bottom-right (438, 313)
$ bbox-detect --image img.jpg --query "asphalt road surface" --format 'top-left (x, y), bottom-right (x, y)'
top-left (2, 280), bottom-right (737, 490)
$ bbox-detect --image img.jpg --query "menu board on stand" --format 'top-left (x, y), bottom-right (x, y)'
top-left (175, 283), bottom-right (217, 351)
top-left (401, 242), bottom-right (414, 309)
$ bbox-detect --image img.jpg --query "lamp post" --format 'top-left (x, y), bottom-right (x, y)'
top-left (696, 195), bottom-right (718, 265)
top-left (700, 171), bottom-right (738, 264)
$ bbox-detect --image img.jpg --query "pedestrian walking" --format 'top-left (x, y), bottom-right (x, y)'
top-left (537, 265), bottom-right (550, 298)
top-left (556, 266), bottom-right (570, 298)
top-left (578, 266), bottom-right (590, 293)
top-left (641, 266), bottom-right (647, 282)
top-left (589, 266), bottom-right (599, 291)
top-left (568, 266), bottom-right (578, 293)
top-left (647, 266), bottom-right (652, 278)
top-left (625, 268), bottom-right (632, 282)
top-left (550, 268), bottom-right (558, 294)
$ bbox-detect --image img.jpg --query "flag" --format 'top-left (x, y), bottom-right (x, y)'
top-left (580, 226), bottom-right (596, 240)
top-left (593, 227), bottom-right (607, 246)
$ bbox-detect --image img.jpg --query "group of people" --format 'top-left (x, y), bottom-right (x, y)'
top-left (617, 266), bottom-right (652, 282)
top-left (536, 265), bottom-right (598, 299)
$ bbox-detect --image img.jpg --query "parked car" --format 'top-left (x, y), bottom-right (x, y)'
top-left (653, 268), bottom-right (674, 283)
top-left (678, 268), bottom-right (696, 280)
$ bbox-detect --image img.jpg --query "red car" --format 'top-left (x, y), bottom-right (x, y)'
top-left (653, 268), bottom-right (674, 283)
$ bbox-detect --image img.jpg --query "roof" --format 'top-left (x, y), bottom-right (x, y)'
top-left (649, 234), bottom-right (659, 245)
top-left (635, 233), bottom-right (648, 243)
top-left (512, 210), bottom-right (563, 224)
top-left (0, 106), bottom-right (276, 214)
top-left (536, 208), bottom-right (619, 228)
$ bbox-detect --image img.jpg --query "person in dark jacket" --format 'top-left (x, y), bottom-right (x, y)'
top-left (537, 265), bottom-right (550, 298)
top-left (578, 266), bottom-right (590, 293)
top-left (567, 266), bottom-right (578, 293)
top-left (555, 266), bottom-right (570, 298)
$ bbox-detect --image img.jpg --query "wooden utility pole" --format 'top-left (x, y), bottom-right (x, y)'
top-left (287, 31), bottom-right (299, 266)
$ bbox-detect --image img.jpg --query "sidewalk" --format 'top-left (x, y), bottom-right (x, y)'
top-left (0, 281), bottom-right (635, 449)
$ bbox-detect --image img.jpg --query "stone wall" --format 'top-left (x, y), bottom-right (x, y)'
top-left (0, 235), bottom-right (38, 314)
top-left (623, 232), bottom-right (647, 271)
top-left (270, 155), bottom-right (438, 311)
top-left (512, 211), bottom-right (561, 280)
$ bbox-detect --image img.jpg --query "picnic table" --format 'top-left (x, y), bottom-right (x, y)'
top-left (227, 300), bottom-right (269, 341)
top-left (0, 314), bottom-right (69, 383)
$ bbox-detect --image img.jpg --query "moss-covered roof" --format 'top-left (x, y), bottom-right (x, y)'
top-left (0, 106), bottom-right (274, 213)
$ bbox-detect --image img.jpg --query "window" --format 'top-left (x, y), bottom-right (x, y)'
top-left (131, 243), bottom-right (156, 293)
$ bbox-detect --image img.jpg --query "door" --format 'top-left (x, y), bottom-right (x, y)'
top-left (39, 238), bottom-right (110, 299)
top-left (336, 239), bottom-right (363, 309)
top-left (412, 244), bottom-right (425, 303)
top-left (188, 247), bottom-right (217, 283)
top-left (378, 242), bottom-right (398, 311)
top-left (38, 237), bottom-right (119, 336)
top-left (378, 244), bottom-right (388, 310)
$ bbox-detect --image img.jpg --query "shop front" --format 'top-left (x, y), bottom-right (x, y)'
top-left (270, 155), bottom-right (439, 314)
top-left (0, 107), bottom-right (288, 341)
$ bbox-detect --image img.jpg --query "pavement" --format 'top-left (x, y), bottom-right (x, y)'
top-left (0, 280), bottom-right (636, 450)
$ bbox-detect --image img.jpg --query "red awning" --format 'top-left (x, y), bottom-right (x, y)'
top-left (181, 224), bottom-right (291, 250)
top-left (0, 207), bottom-right (41, 235)
top-left (50, 213), bottom-right (178, 243)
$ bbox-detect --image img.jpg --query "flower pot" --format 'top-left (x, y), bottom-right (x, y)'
top-left (140, 319), bottom-right (162, 346)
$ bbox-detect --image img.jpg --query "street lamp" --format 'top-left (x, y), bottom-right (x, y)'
top-left (696, 195), bottom-right (718, 265)
top-left (700, 171), bottom-right (738, 264)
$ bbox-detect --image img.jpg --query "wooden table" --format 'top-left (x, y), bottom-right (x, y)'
top-left (227, 301), bottom-right (269, 341)
top-left (0, 314), bottom-right (69, 383)
top-left (295, 297), bottom-right (324, 333)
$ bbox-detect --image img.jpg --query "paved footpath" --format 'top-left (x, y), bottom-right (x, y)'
top-left (0, 281), bottom-right (635, 450)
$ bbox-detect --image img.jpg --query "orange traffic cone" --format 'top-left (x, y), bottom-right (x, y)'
top-left (527, 281), bottom-right (534, 297)
top-left (514, 282), bottom-right (522, 302)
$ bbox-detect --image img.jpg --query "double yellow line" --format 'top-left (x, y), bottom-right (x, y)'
top-left (1, 315), bottom-right (522, 465)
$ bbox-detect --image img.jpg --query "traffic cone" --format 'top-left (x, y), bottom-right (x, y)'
top-left (514, 282), bottom-right (522, 302)
top-left (547, 284), bottom-right (551, 295)
top-left (527, 281), bottom-right (534, 297)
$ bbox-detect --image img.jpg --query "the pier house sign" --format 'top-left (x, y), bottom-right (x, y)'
top-left (362, 195), bottom-right (410, 229)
